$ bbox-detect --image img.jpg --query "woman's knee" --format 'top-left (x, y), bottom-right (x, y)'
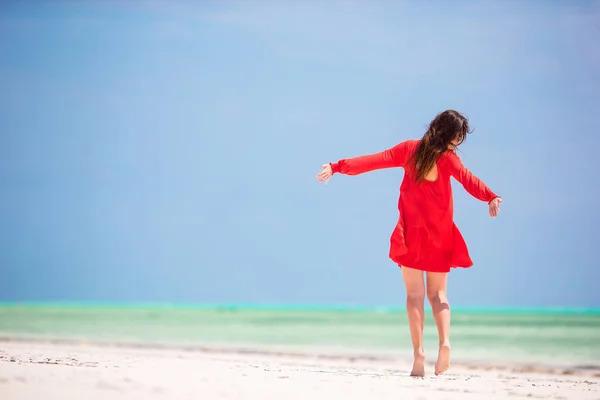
top-left (427, 290), bottom-right (448, 305)
top-left (402, 266), bottom-right (425, 302)
top-left (406, 292), bottom-right (425, 304)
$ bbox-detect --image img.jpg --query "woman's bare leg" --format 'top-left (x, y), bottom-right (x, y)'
top-left (426, 271), bottom-right (451, 375)
top-left (401, 266), bottom-right (426, 377)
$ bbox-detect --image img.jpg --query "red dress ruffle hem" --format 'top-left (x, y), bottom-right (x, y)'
top-left (330, 139), bottom-right (498, 273)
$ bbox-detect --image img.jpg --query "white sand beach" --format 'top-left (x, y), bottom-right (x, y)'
top-left (0, 340), bottom-right (598, 400)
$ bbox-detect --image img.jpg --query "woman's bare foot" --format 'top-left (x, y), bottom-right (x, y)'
top-left (410, 350), bottom-right (426, 377)
top-left (434, 343), bottom-right (451, 375)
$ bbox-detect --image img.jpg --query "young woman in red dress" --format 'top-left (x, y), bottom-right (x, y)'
top-left (316, 110), bottom-right (502, 377)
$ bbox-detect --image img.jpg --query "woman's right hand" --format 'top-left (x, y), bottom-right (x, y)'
top-left (316, 164), bottom-right (333, 184)
top-left (489, 197), bottom-right (502, 218)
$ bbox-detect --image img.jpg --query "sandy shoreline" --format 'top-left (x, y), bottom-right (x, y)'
top-left (1, 336), bottom-right (599, 377)
top-left (1, 339), bottom-right (599, 400)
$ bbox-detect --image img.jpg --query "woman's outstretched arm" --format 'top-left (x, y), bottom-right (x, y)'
top-left (445, 152), bottom-right (502, 217)
top-left (316, 140), bottom-right (413, 184)
top-left (331, 140), bottom-right (413, 176)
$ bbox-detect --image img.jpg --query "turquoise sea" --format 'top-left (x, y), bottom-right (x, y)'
top-left (1, 303), bottom-right (599, 369)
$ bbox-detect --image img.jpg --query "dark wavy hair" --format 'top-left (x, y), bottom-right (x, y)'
top-left (409, 110), bottom-right (472, 182)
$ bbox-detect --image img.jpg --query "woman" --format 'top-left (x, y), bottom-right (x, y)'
top-left (316, 110), bottom-right (502, 377)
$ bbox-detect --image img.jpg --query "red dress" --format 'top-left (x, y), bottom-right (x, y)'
top-left (330, 139), bottom-right (499, 273)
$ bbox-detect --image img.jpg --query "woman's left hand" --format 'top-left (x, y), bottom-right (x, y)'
top-left (316, 164), bottom-right (333, 184)
top-left (489, 197), bottom-right (502, 218)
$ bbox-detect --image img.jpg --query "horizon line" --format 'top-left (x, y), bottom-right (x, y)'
top-left (0, 301), bottom-right (598, 314)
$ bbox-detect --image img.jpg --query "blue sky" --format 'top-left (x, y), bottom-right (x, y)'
top-left (1, 0), bottom-right (599, 308)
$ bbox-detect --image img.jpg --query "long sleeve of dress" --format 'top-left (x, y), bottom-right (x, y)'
top-left (446, 152), bottom-right (498, 203)
top-left (330, 141), bottom-right (412, 176)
